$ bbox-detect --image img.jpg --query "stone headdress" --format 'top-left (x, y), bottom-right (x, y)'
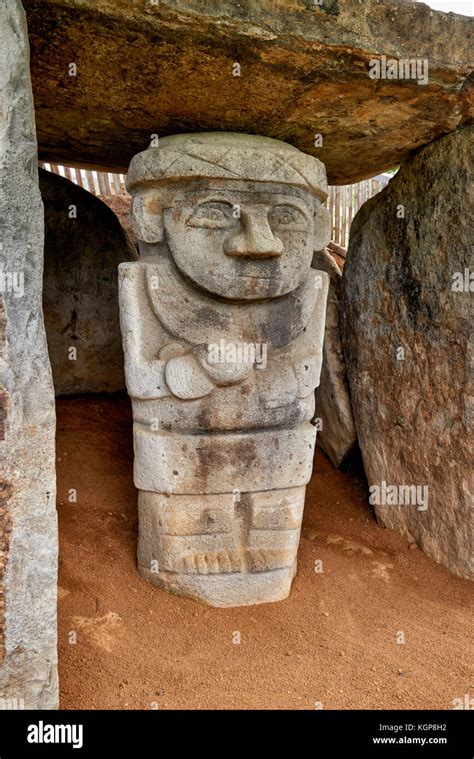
top-left (127, 132), bottom-right (328, 202)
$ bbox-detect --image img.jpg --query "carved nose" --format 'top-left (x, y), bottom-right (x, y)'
top-left (224, 213), bottom-right (283, 259)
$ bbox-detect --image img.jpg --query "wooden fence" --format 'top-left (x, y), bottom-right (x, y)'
top-left (328, 175), bottom-right (390, 248)
top-left (39, 163), bottom-right (128, 196)
top-left (39, 162), bottom-right (391, 250)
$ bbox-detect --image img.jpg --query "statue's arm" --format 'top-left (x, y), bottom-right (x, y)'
top-left (118, 264), bottom-right (236, 400)
top-left (256, 273), bottom-right (329, 406)
top-left (118, 263), bottom-right (170, 400)
top-left (292, 270), bottom-right (329, 397)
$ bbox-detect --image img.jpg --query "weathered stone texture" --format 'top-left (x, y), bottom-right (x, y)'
top-left (342, 126), bottom-right (473, 579)
top-left (313, 248), bottom-right (356, 467)
top-left (99, 194), bottom-right (138, 250)
top-left (0, 301), bottom-right (10, 666)
top-left (119, 133), bottom-right (330, 606)
top-left (23, 0), bottom-right (473, 184)
top-left (327, 241), bottom-right (346, 270)
top-left (0, 0), bottom-right (58, 707)
top-left (41, 169), bottom-right (137, 396)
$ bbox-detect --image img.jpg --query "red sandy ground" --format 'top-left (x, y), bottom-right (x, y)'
top-left (56, 395), bottom-right (473, 710)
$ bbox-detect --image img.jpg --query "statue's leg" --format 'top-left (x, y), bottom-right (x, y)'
top-left (245, 486), bottom-right (305, 576)
top-left (137, 486), bottom-right (306, 607)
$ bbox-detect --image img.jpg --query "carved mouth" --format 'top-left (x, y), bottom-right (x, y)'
top-left (234, 272), bottom-right (275, 280)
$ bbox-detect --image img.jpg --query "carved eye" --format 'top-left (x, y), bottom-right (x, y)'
top-left (187, 202), bottom-right (235, 229)
top-left (269, 204), bottom-right (308, 230)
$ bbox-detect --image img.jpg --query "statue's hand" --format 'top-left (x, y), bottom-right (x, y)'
top-left (164, 349), bottom-right (215, 400)
top-left (161, 341), bottom-right (254, 399)
top-left (194, 342), bottom-right (253, 386)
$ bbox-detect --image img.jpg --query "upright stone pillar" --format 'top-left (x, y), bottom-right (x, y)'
top-left (0, 1), bottom-right (58, 707)
top-left (342, 126), bottom-right (473, 580)
top-left (119, 133), bottom-right (330, 607)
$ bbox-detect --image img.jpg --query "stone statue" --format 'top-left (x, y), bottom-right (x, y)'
top-left (119, 133), bottom-right (331, 606)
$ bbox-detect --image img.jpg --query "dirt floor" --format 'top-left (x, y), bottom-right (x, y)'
top-left (56, 395), bottom-right (473, 710)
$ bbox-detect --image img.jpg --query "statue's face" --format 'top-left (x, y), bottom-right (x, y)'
top-left (161, 180), bottom-right (316, 299)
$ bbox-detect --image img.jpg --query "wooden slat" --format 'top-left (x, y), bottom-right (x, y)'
top-left (84, 171), bottom-right (94, 194)
top-left (347, 184), bottom-right (353, 246)
top-left (329, 187), bottom-right (333, 242)
top-left (112, 173), bottom-right (122, 194)
top-left (97, 172), bottom-right (108, 195)
top-left (341, 184), bottom-right (346, 248)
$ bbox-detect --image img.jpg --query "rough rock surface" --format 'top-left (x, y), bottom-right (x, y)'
top-left (41, 170), bottom-right (137, 396)
top-left (23, 0), bottom-right (473, 184)
top-left (99, 194), bottom-right (138, 250)
top-left (327, 241), bottom-right (347, 270)
top-left (342, 126), bottom-right (473, 579)
top-left (313, 248), bottom-right (357, 467)
top-left (0, 0), bottom-right (58, 708)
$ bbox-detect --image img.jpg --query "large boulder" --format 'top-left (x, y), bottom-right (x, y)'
top-left (23, 0), bottom-right (473, 184)
top-left (0, 0), bottom-right (58, 708)
top-left (313, 247), bottom-right (357, 467)
top-left (41, 170), bottom-right (137, 396)
top-left (342, 126), bottom-right (473, 579)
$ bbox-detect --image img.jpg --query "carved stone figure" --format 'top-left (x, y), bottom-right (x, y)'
top-left (119, 133), bottom-right (330, 606)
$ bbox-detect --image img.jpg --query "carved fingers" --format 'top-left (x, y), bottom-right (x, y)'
top-left (194, 343), bottom-right (254, 386)
top-left (164, 353), bottom-right (215, 400)
top-left (161, 341), bottom-right (261, 399)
